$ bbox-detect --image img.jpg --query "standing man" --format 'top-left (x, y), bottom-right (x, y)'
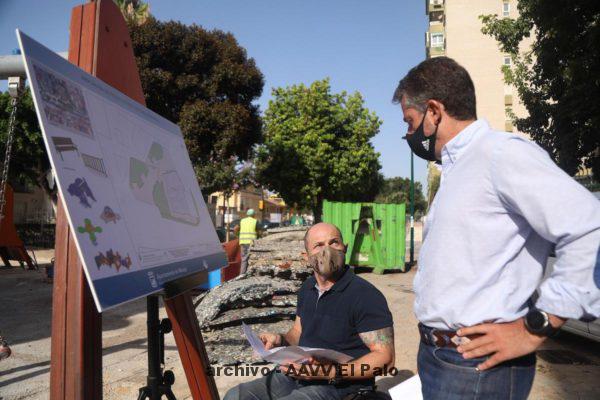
top-left (238, 209), bottom-right (258, 274)
top-left (393, 57), bottom-right (600, 399)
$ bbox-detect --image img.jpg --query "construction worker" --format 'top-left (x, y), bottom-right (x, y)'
top-left (238, 209), bottom-right (258, 274)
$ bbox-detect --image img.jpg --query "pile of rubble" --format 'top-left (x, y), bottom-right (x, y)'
top-left (195, 226), bottom-right (311, 365)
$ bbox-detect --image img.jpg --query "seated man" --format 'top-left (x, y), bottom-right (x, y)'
top-left (224, 222), bottom-right (395, 400)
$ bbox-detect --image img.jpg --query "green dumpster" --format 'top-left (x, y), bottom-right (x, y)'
top-left (321, 200), bottom-right (406, 273)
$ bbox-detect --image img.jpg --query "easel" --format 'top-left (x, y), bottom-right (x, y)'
top-left (50, 1), bottom-right (219, 399)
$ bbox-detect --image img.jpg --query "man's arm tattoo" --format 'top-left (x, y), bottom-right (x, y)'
top-left (359, 327), bottom-right (394, 348)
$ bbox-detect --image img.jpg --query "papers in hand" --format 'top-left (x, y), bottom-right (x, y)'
top-left (242, 323), bottom-right (353, 365)
top-left (388, 375), bottom-right (423, 400)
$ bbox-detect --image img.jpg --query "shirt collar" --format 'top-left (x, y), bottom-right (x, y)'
top-left (441, 119), bottom-right (489, 167)
top-left (309, 266), bottom-right (354, 293)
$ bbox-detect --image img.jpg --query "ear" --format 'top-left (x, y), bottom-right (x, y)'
top-left (427, 99), bottom-right (444, 124)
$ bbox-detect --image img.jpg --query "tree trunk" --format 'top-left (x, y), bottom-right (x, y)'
top-left (313, 197), bottom-right (324, 224)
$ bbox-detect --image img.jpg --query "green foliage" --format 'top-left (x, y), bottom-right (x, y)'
top-left (480, 0), bottom-right (600, 179)
top-left (1, 16), bottom-right (263, 199)
top-left (113, 0), bottom-right (150, 25)
top-left (427, 163), bottom-right (440, 206)
top-left (374, 176), bottom-right (427, 215)
top-left (129, 17), bottom-right (264, 194)
top-left (0, 90), bottom-right (49, 189)
top-left (255, 79), bottom-right (383, 220)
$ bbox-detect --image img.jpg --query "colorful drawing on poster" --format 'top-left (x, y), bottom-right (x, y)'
top-left (100, 206), bottom-right (121, 224)
top-left (129, 141), bottom-right (200, 226)
top-left (94, 249), bottom-right (132, 272)
top-left (81, 153), bottom-right (108, 177)
top-left (51, 136), bottom-right (79, 161)
top-left (77, 218), bottom-right (103, 245)
top-left (67, 177), bottom-right (96, 208)
top-left (32, 64), bottom-right (93, 138)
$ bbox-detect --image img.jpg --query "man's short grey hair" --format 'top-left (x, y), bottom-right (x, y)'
top-left (303, 224), bottom-right (344, 251)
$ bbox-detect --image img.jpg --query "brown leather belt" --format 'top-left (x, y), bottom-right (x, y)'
top-left (418, 323), bottom-right (481, 349)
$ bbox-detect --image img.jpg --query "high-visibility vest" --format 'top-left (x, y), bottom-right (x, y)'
top-left (239, 217), bottom-right (257, 245)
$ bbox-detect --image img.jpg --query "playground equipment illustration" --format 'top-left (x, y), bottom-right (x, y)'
top-left (100, 206), bottom-right (121, 223)
top-left (67, 177), bottom-right (96, 208)
top-left (51, 136), bottom-right (79, 160)
top-left (94, 248), bottom-right (132, 271)
top-left (77, 218), bottom-right (103, 245)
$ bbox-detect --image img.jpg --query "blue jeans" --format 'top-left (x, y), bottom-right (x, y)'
top-left (418, 340), bottom-right (536, 400)
top-left (223, 369), bottom-right (372, 400)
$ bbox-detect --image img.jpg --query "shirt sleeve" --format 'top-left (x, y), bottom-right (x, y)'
top-left (353, 285), bottom-right (394, 333)
top-left (491, 136), bottom-right (600, 319)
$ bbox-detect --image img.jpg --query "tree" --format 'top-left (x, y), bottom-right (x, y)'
top-left (113, 0), bottom-right (150, 25)
top-left (129, 17), bottom-right (264, 195)
top-left (480, 0), bottom-right (600, 181)
top-left (0, 90), bottom-right (54, 198)
top-left (255, 79), bottom-right (383, 221)
top-left (374, 176), bottom-right (427, 215)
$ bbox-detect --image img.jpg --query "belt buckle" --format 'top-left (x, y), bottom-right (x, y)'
top-left (429, 328), bottom-right (441, 347)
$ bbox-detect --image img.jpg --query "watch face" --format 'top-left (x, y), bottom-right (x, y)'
top-left (526, 311), bottom-right (547, 331)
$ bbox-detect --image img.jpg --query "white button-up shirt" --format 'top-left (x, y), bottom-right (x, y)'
top-left (414, 119), bottom-right (600, 330)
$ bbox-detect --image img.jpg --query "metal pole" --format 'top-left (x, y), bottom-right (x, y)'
top-left (146, 295), bottom-right (160, 399)
top-left (409, 151), bottom-right (415, 265)
top-left (0, 52), bottom-right (68, 80)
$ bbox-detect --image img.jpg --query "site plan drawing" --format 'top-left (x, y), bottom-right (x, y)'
top-left (18, 30), bottom-right (227, 311)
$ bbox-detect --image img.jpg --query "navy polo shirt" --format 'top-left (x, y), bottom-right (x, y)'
top-left (297, 267), bottom-right (393, 361)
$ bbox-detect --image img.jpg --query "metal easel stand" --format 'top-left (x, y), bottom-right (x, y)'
top-left (136, 269), bottom-right (210, 400)
top-left (137, 295), bottom-right (176, 400)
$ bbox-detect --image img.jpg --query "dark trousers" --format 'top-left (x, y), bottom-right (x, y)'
top-left (417, 337), bottom-right (536, 400)
top-left (240, 244), bottom-right (251, 274)
top-left (223, 369), bottom-right (371, 400)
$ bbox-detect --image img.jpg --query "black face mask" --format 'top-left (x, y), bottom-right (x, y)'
top-left (405, 109), bottom-right (439, 162)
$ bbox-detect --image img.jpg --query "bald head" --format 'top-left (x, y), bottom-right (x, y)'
top-left (304, 222), bottom-right (345, 254)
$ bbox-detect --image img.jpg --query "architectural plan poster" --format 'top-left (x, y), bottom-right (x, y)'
top-left (17, 31), bottom-right (227, 311)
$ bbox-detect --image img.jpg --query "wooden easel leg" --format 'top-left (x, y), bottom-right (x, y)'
top-left (165, 293), bottom-right (220, 400)
top-left (50, 197), bottom-right (102, 400)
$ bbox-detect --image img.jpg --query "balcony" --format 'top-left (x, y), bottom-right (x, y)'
top-left (427, 0), bottom-right (444, 14)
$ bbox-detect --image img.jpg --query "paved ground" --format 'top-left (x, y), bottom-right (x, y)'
top-left (1, 248), bottom-right (599, 399)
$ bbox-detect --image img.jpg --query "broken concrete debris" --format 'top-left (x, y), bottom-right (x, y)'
top-left (195, 226), bottom-right (311, 365)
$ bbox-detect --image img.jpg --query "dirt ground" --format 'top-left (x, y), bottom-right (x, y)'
top-left (1, 249), bottom-right (599, 399)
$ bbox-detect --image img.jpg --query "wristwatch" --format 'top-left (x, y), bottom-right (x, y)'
top-left (524, 309), bottom-right (559, 337)
top-left (328, 363), bottom-right (343, 385)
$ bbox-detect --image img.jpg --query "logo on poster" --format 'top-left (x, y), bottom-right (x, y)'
top-left (147, 271), bottom-right (158, 288)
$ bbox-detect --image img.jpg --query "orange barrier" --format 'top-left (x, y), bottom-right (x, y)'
top-left (221, 239), bottom-right (241, 282)
top-left (0, 184), bottom-right (35, 269)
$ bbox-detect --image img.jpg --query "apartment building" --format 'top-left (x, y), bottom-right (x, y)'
top-left (425, 0), bottom-right (534, 199)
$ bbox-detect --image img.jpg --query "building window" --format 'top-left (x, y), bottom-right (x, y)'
top-left (431, 32), bottom-right (444, 47)
top-left (503, 1), bottom-right (510, 17)
top-left (503, 55), bottom-right (511, 66)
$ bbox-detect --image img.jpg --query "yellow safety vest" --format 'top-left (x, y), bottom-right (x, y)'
top-left (239, 217), bottom-right (258, 245)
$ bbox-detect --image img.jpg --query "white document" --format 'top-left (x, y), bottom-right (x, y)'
top-left (242, 323), bottom-right (353, 364)
top-left (388, 375), bottom-right (423, 400)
